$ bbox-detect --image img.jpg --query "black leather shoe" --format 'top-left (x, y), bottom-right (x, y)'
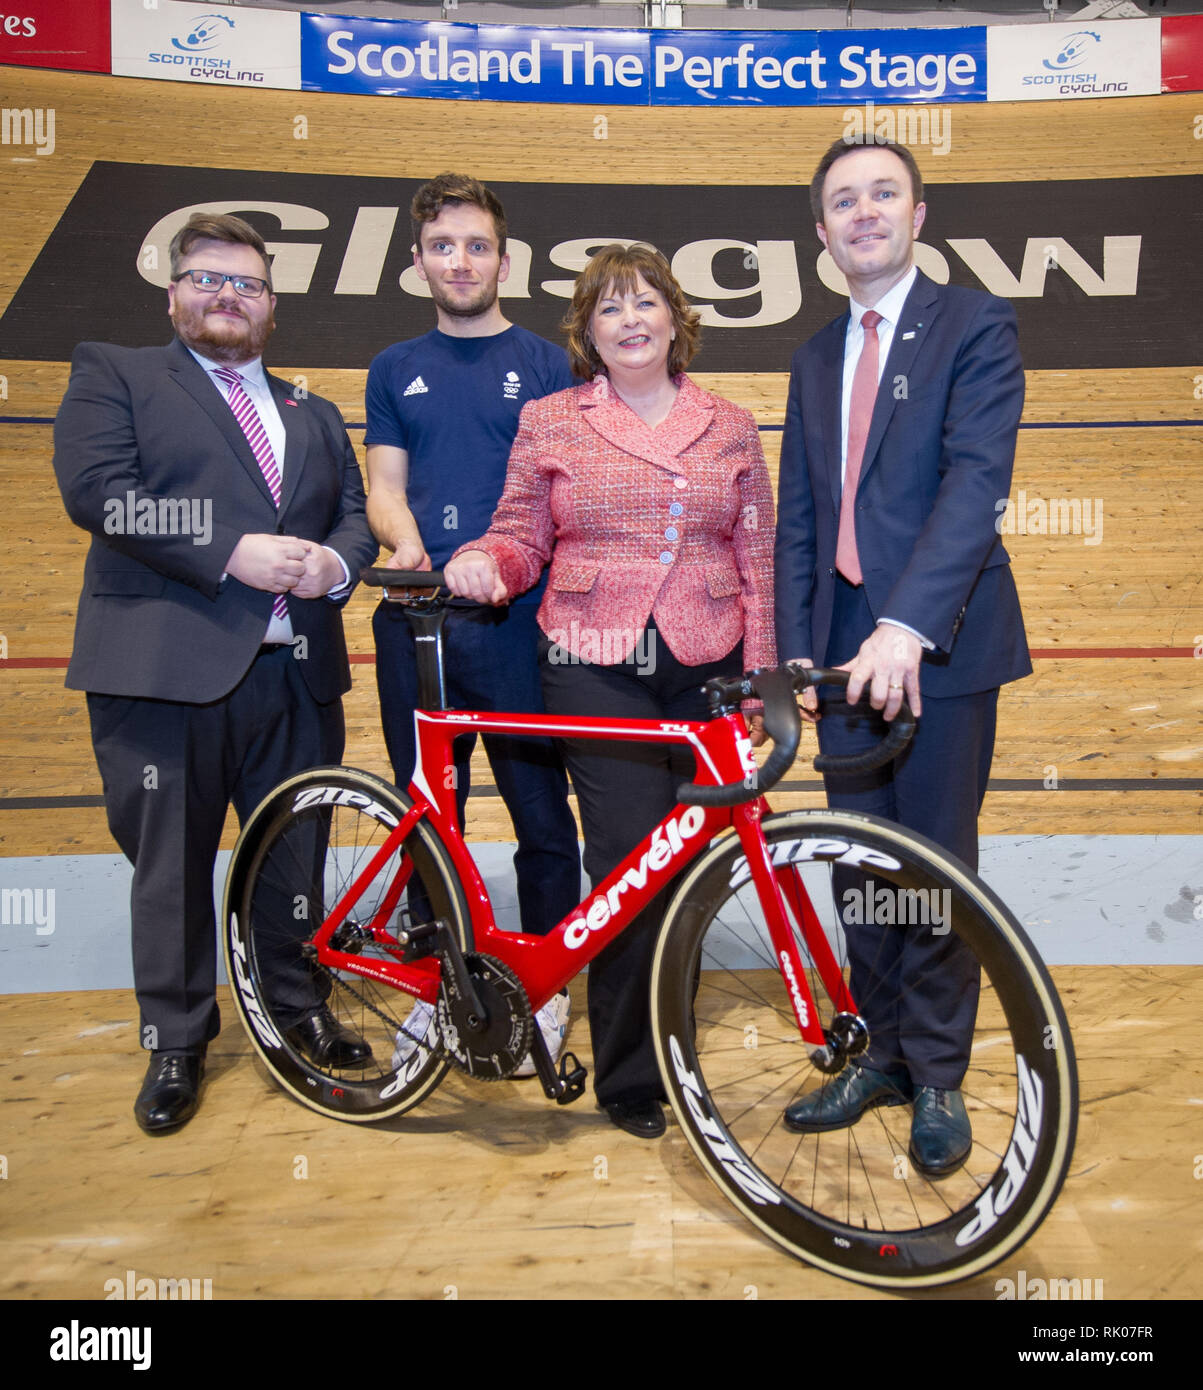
top-left (286, 1006), bottom-right (372, 1068)
top-left (783, 1064), bottom-right (912, 1133)
top-left (134, 1050), bottom-right (205, 1134)
top-left (909, 1086), bottom-right (971, 1178)
top-left (604, 1098), bottom-right (667, 1139)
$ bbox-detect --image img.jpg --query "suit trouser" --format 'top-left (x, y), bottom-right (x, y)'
top-left (374, 599), bottom-right (581, 938)
top-left (87, 645), bottom-right (345, 1052)
top-left (539, 622), bottom-right (741, 1107)
top-left (817, 576), bottom-right (996, 1089)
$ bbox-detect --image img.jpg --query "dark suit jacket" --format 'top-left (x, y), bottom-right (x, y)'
top-left (54, 338), bottom-right (376, 705)
top-left (774, 271), bottom-right (1031, 698)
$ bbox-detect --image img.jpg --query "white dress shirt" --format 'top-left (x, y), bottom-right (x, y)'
top-left (839, 265), bottom-right (917, 486)
top-left (191, 348), bottom-right (349, 641)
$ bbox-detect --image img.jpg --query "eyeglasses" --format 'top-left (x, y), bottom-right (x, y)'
top-left (172, 269), bottom-right (271, 298)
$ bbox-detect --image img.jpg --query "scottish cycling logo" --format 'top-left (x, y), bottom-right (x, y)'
top-left (147, 10), bottom-right (268, 83)
top-left (1023, 29), bottom-right (1124, 96)
top-left (1041, 31), bottom-right (1100, 73)
top-left (171, 14), bottom-right (234, 54)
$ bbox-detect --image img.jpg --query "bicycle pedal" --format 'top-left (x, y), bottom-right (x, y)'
top-left (553, 1051), bottom-right (587, 1106)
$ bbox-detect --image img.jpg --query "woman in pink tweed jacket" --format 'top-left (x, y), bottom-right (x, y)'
top-left (447, 244), bottom-right (775, 1139)
top-left (447, 366), bottom-right (775, 673)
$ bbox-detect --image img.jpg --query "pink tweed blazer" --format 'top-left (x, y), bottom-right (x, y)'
top-left (455, 373), bottom-right (775, 671)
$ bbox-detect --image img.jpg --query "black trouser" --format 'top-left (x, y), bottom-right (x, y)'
top-left (817, 577), bottom-right (995, 1088)
top-left (88, 645), bottom-right (344, 1052)
top-left (540, 621), bottom-right (741, 1107)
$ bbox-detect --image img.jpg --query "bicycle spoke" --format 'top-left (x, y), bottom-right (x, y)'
top-left (223, 769), bottom-right (469, 1121)
top-left (652, 808), bottom-right (1077, 1287)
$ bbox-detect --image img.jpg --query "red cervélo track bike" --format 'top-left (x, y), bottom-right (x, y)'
top-left (222, 569), bottom-right (1077, 1289)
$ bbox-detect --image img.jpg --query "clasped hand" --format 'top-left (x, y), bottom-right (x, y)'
top-left (226, 534), bottom-right (342, 599)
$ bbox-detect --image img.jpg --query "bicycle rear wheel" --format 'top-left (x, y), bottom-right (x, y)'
top-left (650, 809), bottom-right (1077, 1288)
top-left (222, 767), bottom-right (471, 1121)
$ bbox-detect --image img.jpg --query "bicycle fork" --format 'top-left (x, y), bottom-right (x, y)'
top-left (733, 803), bottom-right (869, 1074)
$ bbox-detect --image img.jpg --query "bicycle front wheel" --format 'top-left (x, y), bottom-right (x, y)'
top-left (651, 809), bottom-right (1077, 1288)
top-left (222, 767), bottom-right (471, 1121)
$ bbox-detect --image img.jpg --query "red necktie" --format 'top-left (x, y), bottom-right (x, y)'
top-left (835, 309), bottom-right (883, 586)
top-left (213, 368), bottom-right (288, 622)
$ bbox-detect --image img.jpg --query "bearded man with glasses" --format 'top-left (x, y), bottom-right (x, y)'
top-left (54, 212), bottom-right (378, 1134)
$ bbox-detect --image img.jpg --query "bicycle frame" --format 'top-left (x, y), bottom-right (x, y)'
top-left (227, 575), bottom-right (1077, 1286)
top-left (304, 703), bottom-right (852, 1050)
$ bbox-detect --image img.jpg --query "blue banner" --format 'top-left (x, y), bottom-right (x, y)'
top-left (304, 15), bottom-right (481, 98)
top-left (651, 29), bottom-right (986, 106)
top-left (301, 13), bottom-right (986, 106)
top-left (476, 25), bottom-right (650, 105)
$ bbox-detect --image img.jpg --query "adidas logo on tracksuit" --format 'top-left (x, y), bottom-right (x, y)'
top-left (403, 376), bottom-right (428, 396)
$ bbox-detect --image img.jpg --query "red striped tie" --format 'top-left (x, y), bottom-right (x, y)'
top-left (835, 309), bottom-right (883, 587)
top-left (214, 368), bottom-right (288, 622)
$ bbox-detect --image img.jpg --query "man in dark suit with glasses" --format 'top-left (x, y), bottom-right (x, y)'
top-left (54, 212), bottom-right (378, 1133)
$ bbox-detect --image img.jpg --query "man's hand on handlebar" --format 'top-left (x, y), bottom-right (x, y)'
top-left (841, 624), bottom-right (923, 721)
top-left (444, 550), bottom-right (508, 605)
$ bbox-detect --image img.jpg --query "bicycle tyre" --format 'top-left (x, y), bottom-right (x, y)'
top-left (222, 767), bottom-right (472, 1121)
top-left (650, 808), bottom-right (1077, 1288)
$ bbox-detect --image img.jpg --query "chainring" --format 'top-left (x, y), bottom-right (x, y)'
top-left (436, 953), bottom-right (533, 1080)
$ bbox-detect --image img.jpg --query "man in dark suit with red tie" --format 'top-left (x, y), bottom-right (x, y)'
top-left (54, 213), bottom-right (379, 1133)
top-left (773, 138), bottom-right (1030, 1175)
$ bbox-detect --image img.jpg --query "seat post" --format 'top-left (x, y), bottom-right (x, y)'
top-left (403, 603), bottom-right (449, 711)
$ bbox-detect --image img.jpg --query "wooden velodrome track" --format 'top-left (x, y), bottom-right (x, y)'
top-left (1, 65), bottom-right (1200, 1302)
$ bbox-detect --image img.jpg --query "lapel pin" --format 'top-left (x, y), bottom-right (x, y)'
top-left (902, 331), bottom-right (916, 340)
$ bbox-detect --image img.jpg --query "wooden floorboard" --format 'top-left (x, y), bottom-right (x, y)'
top-left (0, 968), bottom-right (1198, 1301)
